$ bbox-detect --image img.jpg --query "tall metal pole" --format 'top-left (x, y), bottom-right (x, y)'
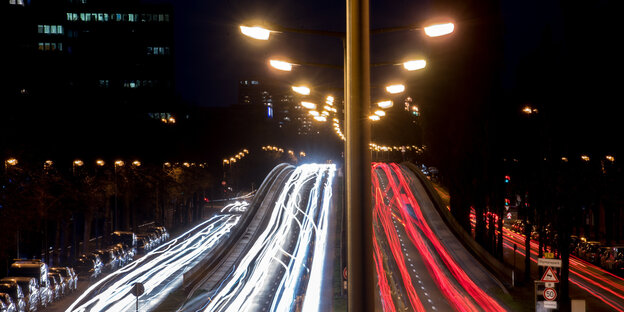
top-left (346, 0), bottom-right (373, 310)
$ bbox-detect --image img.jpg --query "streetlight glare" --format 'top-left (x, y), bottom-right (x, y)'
top-left (377, 100), bottom-right (393, 108)
top-left (301, 101), bottom-right (317, 109)
top-left (369, 115), bottom-right (381, 121)
top-left (292, 85), bottom-right (311, 95)
top-left (96, 159), bottom-right (105, 166)
top-left (309, 110), bottom-right (320, 116)
top-left (403, 59), bottom-right (427, 71)
top-left (424, 22), bottom-right (455, 37)
top-left (269, 59), bottom-right (293, 71)
top-left (74, 159), bottom-right (84, 166)
top-left (385, 84), bottom-right (405, 94)
top-left (374, 110), bottom-right (386, 116)
top-left (313, 116), bottom-right (327, 122)
top-left (240, 25), bottom-right (271, 40)
top-left (6, 158), bottom-right (18, 166)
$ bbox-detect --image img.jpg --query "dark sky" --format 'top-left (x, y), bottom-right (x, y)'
top-left (143, 0), bottom-right (621, 158)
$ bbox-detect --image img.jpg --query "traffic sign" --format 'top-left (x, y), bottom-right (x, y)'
top-left (543, 288), bottom-right (557, 301)
top-left (130, 282), bottom-right (144, 297)
top-left (540, 267), bottom-right (559, 283)
top-left (544, 252), bottom-right (554, 259)
top-left (538, 258), bottom-right (562, 268)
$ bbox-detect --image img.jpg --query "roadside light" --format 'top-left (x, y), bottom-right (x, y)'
top-left (132, 160), bottom-right (141, 167)
top-left (314, 116), bottom-right (327, 122)
top-left (424, 22), bottom-right (455, 37)
top-left (243, 149), bottom-right (249, 154)
top-left (403, 59), bottom-right (427, 71)
top-left (301, 101), bottom-right (317, 109)
top-left (581, 155), bottom-right (590, 162)
top-left (5, 158), bottom-right (18, 166)
top-left (385, 84), bottom-right (405, 94)
top-left (292, 86), bottom-right (311, 95)
top-left (74, 159), bottom-right (84, 167)
top-left (163, 162), bottom-right (171, 167)
top-left (96, 159), bottom-right (105, 167)
top-left (377, 100), bottom-right (393, 109)
top-left (114, 160), bottom-right (124, 167)
top-left (269, 59), bottom-right (293, 71)
top-left (309, 110), bottom-right (320, 117)
top-left (369, 115), bottom-right (380, 121)
top-left (606, 155), bottom-right (615, 162)
top-left (240, 25), bottom-right (271, 40)
top-left (374, 110), bottom-right (386, 116)
top-left (223, 159), bottom-right (229, 164)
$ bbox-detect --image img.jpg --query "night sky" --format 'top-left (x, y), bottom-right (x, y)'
top-left (144, 0), bottom-right (621, 156)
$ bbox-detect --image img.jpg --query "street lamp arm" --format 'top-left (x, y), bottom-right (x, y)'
top-left (370, 24), bottom-right (423, 35)
top-left (268, 23), bottom-right (346, 39)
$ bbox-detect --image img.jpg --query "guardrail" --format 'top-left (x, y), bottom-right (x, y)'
top-left (181, 163), bottom-right (294, 294)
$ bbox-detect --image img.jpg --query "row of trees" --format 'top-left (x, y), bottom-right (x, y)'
top-left (0, 160), bottom-right (214, 276)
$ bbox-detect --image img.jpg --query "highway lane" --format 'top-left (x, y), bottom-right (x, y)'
top-left (373, 162), bottom-right (508, 311)
top-left (65, 204), bottom-right (247, 312)
top-left (200, 163), bottom-right (336, 312)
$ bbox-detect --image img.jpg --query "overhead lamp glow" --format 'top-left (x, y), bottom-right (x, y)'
top-left (377, 100), bottom-right (393, 108)
top-left (269, 59), bottom-right (293, 71)
top-left (301, 101), bottom-right (317, 109)
top-left (369, 115), bottom-right (380, 121)
top-left (403, 59), bottom-right (427, 71)
top-left (314, 116), bottom-right (327, 122)
top-left (309, 110), bottom-right (320, 116)
top-left (374, 110), bottom-right (386, 116)
top-left (424, 22), bottom-right (455, 37)
top-left (240, 26), bottom-right (271, 40)
top-left (386, 84), bottom-right (405, 94)
top-left (292, 86), bottom-right (310, 95)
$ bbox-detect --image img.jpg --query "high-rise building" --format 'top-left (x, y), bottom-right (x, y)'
top-left (3, 0), bottom-right (175, 159)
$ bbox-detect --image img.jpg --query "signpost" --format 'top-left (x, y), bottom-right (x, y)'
top-left (130, 282), bottom-right (144, 312)
top-left (536, 258), bottom-right (560, 311)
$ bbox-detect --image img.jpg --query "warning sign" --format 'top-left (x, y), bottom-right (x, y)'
top-left (540, 267), bottom-right (559, 283)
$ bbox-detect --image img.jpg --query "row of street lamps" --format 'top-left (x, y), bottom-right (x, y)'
top-left (239, 11), bottom-right (455, 310)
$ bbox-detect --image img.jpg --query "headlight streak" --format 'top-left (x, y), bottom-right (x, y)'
top-left (66, 214), bottom-right (241, 312)
top-left (220, 201), bottom-right (250, 213)
top-left (300, 166), bottom-right (335, 312)
top-left (203, 164), bottom-right (335, 312)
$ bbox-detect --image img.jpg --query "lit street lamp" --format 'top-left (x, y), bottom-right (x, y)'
top-left (114, 160), bottom-right (124, 231)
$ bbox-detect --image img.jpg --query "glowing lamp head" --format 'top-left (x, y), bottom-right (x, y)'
top-left (292, 86), bottom-right (311, 95)
top-left (240, 26), bottom-right (271, 40)
top-left (369, 115), bottom-right (381, 121)
top-left (269, 59), bottom-right (293, 71)
top-left (377, 100), bottom-right (393, 108)
top-left (403, 59), bottom-right (427, 71)
top-left (374, 110), bottom-right (386, 116)
top-left (424, 22), bottom-right (455, 37)
top-left (301, 101), bottom-right (317, 109)
top-left (385, 84), bottom-right (405, 94)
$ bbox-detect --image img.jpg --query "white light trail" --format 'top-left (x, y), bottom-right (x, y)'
top-left (204, 164), bottom-right (335, 312)
top-left (66, 214), bottom-right (242, 312)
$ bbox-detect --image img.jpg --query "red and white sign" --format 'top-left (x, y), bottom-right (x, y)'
top-left (540, 267), bottom-right (559, 283)
top-left (543, 287), bottom-right (557, 301)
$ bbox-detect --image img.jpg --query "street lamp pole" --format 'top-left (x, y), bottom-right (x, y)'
top-left (346, 0), bottom-right (374, 311)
